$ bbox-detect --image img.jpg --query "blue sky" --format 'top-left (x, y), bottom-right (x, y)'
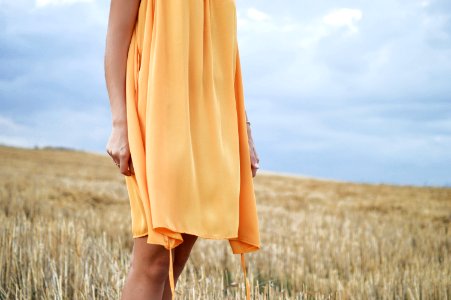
top-left (1, 0), bottom-right (450, 186)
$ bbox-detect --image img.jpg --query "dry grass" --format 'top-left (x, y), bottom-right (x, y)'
top-left (0, 145), bottom-right (449, 299)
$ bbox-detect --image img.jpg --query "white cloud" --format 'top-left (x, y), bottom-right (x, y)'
top-left (0, 116), bottom-right (27, 132)
top-left (238, 8), bottom-right (300, 34)
top-left (246, 7), bottom-right (272, 22)
top-left (322, 8), bottom-right (363, 34)
top-left (0, 116), bottom-right (32, 148)
top-left (420, 0), bottom-right (431, 7)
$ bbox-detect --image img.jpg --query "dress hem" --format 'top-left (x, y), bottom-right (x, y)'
top-left (131, 229), bottom-right (260, 252)
top-left (132, 229), bottom-right (238, 241)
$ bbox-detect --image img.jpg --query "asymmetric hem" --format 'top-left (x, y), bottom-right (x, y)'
top-left (124, 0), bottom-right (261, 299)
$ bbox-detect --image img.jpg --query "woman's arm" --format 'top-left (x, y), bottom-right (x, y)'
top-left (104, 0), bottom-right (140, 176)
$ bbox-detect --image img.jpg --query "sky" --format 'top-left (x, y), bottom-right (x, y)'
top-left (0, 0), bottom-right (450, 187)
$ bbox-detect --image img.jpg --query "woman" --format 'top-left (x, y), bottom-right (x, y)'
top-left (104, 0), bottom-right (261, 299)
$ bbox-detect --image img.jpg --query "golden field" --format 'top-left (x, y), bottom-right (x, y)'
top-left (0, 145), bottom-right (449, 299)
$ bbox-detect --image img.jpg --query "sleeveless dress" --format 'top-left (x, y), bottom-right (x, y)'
top-left (124, 0), bottom-right (260, 298)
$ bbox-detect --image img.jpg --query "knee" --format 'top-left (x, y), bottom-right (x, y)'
top-left (130, 253), bottom-right (170, 283)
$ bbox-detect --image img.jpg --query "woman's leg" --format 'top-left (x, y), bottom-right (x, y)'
top-left (120, 236), bottom-right (171, 300)
top-left (161, 233), bottom-right (198, 300)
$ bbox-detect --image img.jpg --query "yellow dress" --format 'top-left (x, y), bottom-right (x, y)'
top-left (124, 0), bottom-right (260, 298)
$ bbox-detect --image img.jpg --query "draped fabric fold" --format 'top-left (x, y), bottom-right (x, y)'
top-left (124, 0), bottom-right (260, 298)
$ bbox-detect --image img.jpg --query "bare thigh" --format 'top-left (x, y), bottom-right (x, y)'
top-left (129, 234), bottom-right (198, 271)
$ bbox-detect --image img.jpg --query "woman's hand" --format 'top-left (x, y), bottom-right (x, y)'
top-left (106, 122), bottom-right (134, 176)
top-left (246, 123), bottom-right (260, 178)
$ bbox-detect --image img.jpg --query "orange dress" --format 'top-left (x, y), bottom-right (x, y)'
top-left (124, 0), bottom-right (260, 299)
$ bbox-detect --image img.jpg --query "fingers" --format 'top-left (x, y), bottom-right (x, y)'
top-left (250, 146), bottom-right (260, 169)
top-left (250, 153), bottom-right (259, 178)
top-left (249, 143), bottom-right (260, 178)
top-left (254, 148), bottom-right (260, 169)
top-left (106, 147), bottom-right (120, 166)
top-left (106, 148), bottom-right (111, 156)
top-left (119, 152), bottom-right (132, 176)
top-left (106, 145), bottom-right (133, 176)
top-left (129, 156), bottom-right (135, 175)
top-left (248, 133), bottom-right (259, 168)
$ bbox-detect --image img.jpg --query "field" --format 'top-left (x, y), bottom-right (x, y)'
top-left (0, 145), bottom-right (449, 299)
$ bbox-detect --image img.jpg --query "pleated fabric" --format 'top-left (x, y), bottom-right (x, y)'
top-left (123, 0), bottom-right (260, 298)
